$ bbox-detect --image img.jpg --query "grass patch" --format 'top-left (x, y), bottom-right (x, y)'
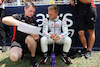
top-left (0, 47), bottom-right (100, 67)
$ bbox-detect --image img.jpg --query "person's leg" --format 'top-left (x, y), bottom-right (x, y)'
top-left (88, 29), bottom-right (95, 51)
top-left (0, 24), bottom-right (7, 52)
top-left (9, 47), bottom-right (22, 62)
top-left (63, 37), bottom-right (71, 53)
top-left (84, 29), bottom-right (95, 59)
top-left (78, 30), bottom-right (88, 56)
top-left (77, 9), bottom-right (88, 55)
top-left (9, 41), bottom-right (23, 62)
top-left (78, 30), bottom-right (87, 49)
top-left (40, 36), bottom-right (53, 64)
top-left (25, 35), bottom-right (37, 57)
top-left (40, 37), bottom-right (48, 64)
top-left (62, 37), bottom-right (72, 64)
top-left (25, 35), bottom-right (38, 67)
top-left (40, 37), bottom-right (48, 53)
top-left (86, 7), bottom-right (97, 51)
top-left (0, 9), bottom-right (7, 52)
top-left (84, 7), bottom-right (97, 59)
top-left (56, 37), bottom-right (72, 64)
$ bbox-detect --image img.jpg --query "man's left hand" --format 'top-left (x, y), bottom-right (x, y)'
top-left (52, 35), bottom-right (60, 42)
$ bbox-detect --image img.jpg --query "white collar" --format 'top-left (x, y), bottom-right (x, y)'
top-left (51, 16), bottom-right (59, 22)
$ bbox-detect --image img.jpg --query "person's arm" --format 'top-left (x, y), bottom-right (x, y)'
top-left (42, 18), bottom-right (51, 37)
top-left (59, 18), bottom-right (68, 38)
top-left (0, 0), bottom-right (4, 5)
top-left (79, 0), bottom-right (91, 4)
top-left (2, 16), bottom-right (21, 26)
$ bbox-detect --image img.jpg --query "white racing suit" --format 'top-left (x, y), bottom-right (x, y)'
top-left (41, 16), bottom-right (72, 53)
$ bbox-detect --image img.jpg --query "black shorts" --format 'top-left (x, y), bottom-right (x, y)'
top-left (77, 7), bottom-right (97, 31)
top-left (11, 39), bottom-right (40, 52)
top-left (11, 38), bottom-right (43, 55)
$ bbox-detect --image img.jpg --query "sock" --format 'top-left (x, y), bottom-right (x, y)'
top-left (31, 56), bottom-right (36, 60)
top-left (43, 52), bottom-right (48, 57)
top-left (84, 48), bottom-right (87, 51)
top-left (62, 52), bottom-right (68, 57)
top-left (87, 50), bottom-right (91, 52)
top-left (31, 56), bottom-right (37, 64)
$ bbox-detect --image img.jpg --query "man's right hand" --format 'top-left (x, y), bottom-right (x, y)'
top-left (50, 34), bottom-right (60, 42)
top-left (69, 0), bottom-right (75, 7)
top-left (52, 35), bottom-right (60, 42)
top-left (0, 0), bottom-right (4, 5)
top-left (30, 34), bottom-right (39, 41)
top-left (50, 34), bottom-right (57, 39)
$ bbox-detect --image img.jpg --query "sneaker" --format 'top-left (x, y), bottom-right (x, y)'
top-left (81, 48), bottom-right (87, 56)
top-left (31, 57), bottom-right (39, 67)
top-left (62, 56), bottom-right (72, 64)
top-left (31, 59), bottom-right (39, 67)
top-left (40, 57), bottom-right (48, 64)
top-left (2, 46), bottom-right (7, 52)
top-left (31, 62), bottom-right (39, 67)
top-left (84, 51), bottom-right (91, 59)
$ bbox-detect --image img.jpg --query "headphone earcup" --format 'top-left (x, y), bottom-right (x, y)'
top-left (24, 16), bottom-right (30, 23)
top-left (24, 16), bottom-right (33, 24)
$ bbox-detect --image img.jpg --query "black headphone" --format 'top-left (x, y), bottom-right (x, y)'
top-left (24, 16), bottom-right (33, 24)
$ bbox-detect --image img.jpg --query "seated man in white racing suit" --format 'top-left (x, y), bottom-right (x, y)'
top-left (40, 5), bottom-right (72, 64)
